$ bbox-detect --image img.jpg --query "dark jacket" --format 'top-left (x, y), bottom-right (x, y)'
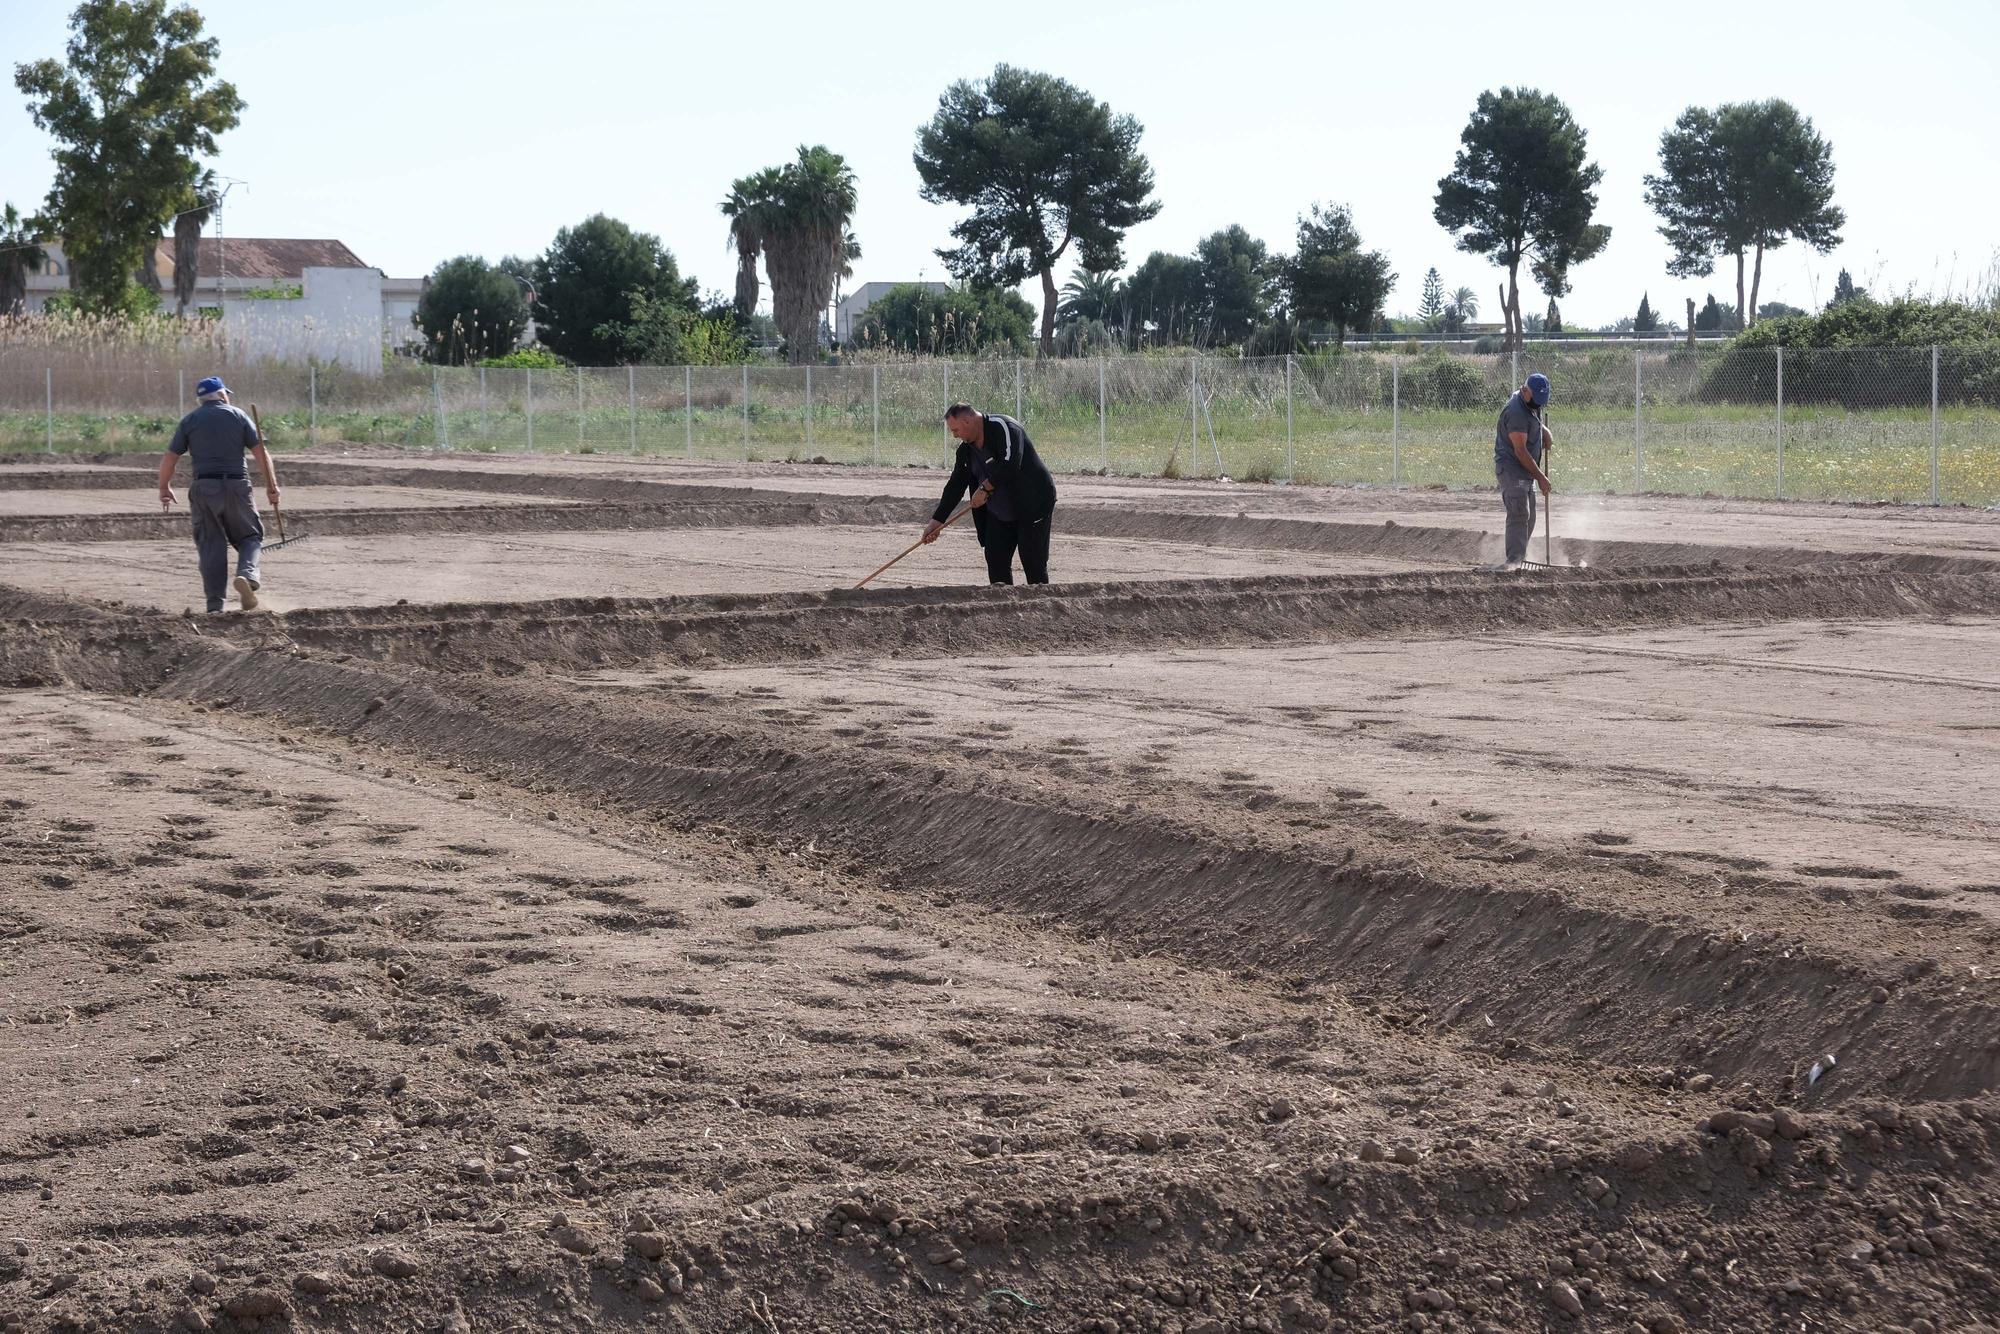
top-left (932, 413), bottom-right (1058, 539)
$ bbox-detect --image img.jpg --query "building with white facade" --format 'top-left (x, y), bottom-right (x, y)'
top-left (833, 280), bottom-right (949, 347)
top-left (24, 238), bottom-right (427, 374)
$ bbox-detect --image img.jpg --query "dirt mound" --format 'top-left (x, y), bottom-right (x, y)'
top-left (0, 496), bottom-right (915, 544)
top-left (1060, 508), bottom-right (2000, 574)
top-left (160, 564), bottom-right (2000, 673)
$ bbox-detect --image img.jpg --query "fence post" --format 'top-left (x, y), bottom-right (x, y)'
top-left (683, 365), bottom-right (692, 457)
top-left (45, 367), bottom-right (54, 454)
top-left (1283, 354), bottom-right (1294, 483)
top-left (1510, 348), bottom-right (1519, 391)
top-left (1189, 356), bottom-right (1198, 470)
top-left (478, 366), bottom-right (486, 444)
top-left (805, 364), bottom-right (813, 454)
top-left (177, 368), bottom-right (185, 418)
top-left (942, 362), bottom-right (951, 466)
top-left (628, 364), bottom-right (637, 454)
top-left (1633, 348), bottom-right (1643, 492)
top-left (1930, 344), bottom-right (1941, 505)
top-left (1014, 357), bottom-right (1023, 422)
top-left (1775, 346), bottom-right (1784, 499)
top-left (576, 366), bottom-right (584, 451)
top-left (433, 365), bottom-right (449, 450)
top-left (526, 368), bottom-right (535, 452)
top-left (1097, 357), bottom-right (1107, 470)
top-left (741, 364), bottom-right (750, 461)
top-left (871, 364), bottom-right (880, 466)
top-left (1390, 361), bottom-right (1400, 488)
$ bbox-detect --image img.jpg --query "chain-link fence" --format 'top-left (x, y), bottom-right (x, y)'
top-left (3, 346), bottom-right (1995, 505)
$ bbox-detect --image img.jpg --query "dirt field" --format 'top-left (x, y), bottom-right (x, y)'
top-left (4, 450), bottom-right (2000, 1334)
top-left (0, 526), bottom-right (1447, 612)
top-left (621, 616), bottom-right (2000, 906)
top-left (0, 486), bottom-right (568, 517)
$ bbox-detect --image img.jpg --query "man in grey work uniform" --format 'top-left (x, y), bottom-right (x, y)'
top-left (157, 376), bottom-right (282, 612)
top-left (1495, 371), bottom-right (1554, 566)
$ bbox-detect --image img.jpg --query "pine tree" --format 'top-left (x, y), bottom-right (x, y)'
top-left (1417, 267), bottom-right (1445, 327)
top-left (1545, 299), bottom-right (1562, 333)
top-left (1633, 293), bottom-right (1659, 333)
top-left (1694, 293), bottom-right (1738, 332)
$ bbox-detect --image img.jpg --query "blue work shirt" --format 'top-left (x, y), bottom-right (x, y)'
top-left (1493, 392), bottom-right (1544, 481)
top-left (169, 402), bottom-right (260, 479)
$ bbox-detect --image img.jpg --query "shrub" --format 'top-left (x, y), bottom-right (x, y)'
top-left (1699, 299), bottom-right (2000, 406)
top-left (1732, 297), bottom-right (2000, 351)
top-left (477, 348), bottom-right (565, 370)
top-left (1400, 354), bottom-right (1488, 411)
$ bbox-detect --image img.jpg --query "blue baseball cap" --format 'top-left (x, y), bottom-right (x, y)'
top-left (1526, 373), bottom-right (1550, 406)
top-left (195, 376), bottom-right (228, 398)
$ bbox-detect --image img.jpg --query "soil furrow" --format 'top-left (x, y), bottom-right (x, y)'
top-left (186, 565), bottom-right (2000, 673)
top-left (114, 639), bottom-right (1996, 1106)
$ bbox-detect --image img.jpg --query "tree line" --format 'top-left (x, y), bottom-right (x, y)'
top-left (0, 4), bottom-right (1901, 367)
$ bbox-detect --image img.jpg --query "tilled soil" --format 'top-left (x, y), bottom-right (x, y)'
top-left (609, 617), bottom-right (2000, 913)
top-left (4, 456), bottom-right (2000, 1333)
top-left (4, 693), bottom-right (1996, 1334)
top-left (0, 487), bottom-right (569, 518)
top-left (0, 525), bottom-right (1445, 613)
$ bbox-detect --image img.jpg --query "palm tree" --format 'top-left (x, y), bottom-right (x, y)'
top-left (1443, 285), bottom-right (1480, 333)
top-left (0, 203), bottom-right (46, 316)
top-left (172, 171), bottom-right (218, 317)
top-left (1058, 267), bottom-right (1123, 329)
top-left (759, 145), bottom-right (858, 365)
top-left (720, 167), bottom-right (782, 321)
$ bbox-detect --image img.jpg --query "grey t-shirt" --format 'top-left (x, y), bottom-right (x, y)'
top-left (168, 402), bottom-right (259, 478)
top-left (1493, 393), bottom-right (1544, 479)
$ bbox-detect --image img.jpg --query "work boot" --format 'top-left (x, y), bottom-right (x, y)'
top-left (234, 575), bottom-right (260, 611)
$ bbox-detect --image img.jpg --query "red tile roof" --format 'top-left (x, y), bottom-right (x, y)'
top-left (155, 238), bottom-right (369, 280)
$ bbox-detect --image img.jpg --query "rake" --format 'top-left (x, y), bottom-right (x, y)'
top-left (853, 499), bottom-right (976, 589)
top-left (249, 403), bottom-right (308, 550)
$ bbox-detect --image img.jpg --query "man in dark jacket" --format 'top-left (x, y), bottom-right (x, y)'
top-left (920, 403), bottom-right (1059, 584)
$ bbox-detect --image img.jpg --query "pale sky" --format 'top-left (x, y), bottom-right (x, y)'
top-left (5, 0), bottom-right (1997, 330)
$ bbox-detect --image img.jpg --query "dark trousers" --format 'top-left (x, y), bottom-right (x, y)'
top-left (189, 478), bottom-right (264, 611)
top-left (1499, 476), bottom-right (1538, 564)
top-left (981, 512), bottom-right (1053, 585)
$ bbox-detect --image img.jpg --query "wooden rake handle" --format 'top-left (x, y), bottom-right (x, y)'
top-left (249, 402), bottom-right (287, 544)
top-left (854, 502), bottom-right (974, 589)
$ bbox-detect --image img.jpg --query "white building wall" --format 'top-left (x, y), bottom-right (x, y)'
top-left (836, 281), bottom-right (948, 344)
top-left (221, 267), bottom-right (385, 374)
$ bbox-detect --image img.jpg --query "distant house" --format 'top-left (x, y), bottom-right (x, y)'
top-left (834, 280), bottom-right (949, 346)
top-left (25, 237), bottom-right (426, 374)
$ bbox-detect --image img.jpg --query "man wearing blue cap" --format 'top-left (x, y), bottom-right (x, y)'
top-left (1494, 372), bottom-right (1554, 566)
top-left (157, 376), bottom-right (282, 613)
